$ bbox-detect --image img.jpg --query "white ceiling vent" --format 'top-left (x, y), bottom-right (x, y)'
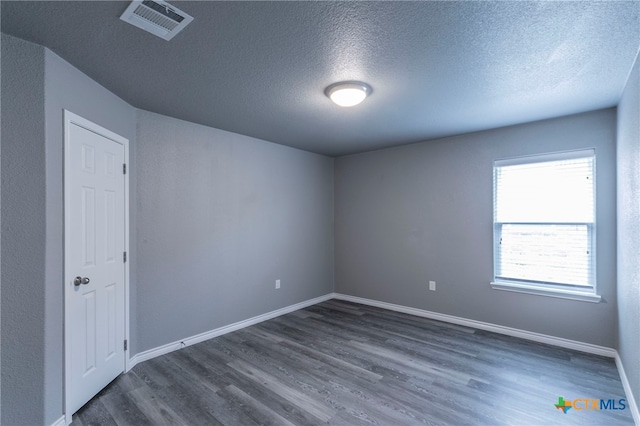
top-left (120, 0), bottom-right (193, 41)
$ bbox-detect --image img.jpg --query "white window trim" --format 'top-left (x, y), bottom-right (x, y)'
top-left (492, 149), bottom-right (600, 302)
top-left (490, 281), bottom-right (601, 303)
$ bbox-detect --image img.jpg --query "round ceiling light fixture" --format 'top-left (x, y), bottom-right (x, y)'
top-left (325, 81), bottom-right (372, 107)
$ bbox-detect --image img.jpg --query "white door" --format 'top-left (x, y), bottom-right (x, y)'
top-left (64, 111), bottom-right (128, 419)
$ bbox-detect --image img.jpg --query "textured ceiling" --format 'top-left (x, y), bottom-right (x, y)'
top-left (2, 1), bottom-right (640, 156)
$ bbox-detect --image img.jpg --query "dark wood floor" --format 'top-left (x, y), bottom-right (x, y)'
top-left (72, 299), bottom-right (634, 425)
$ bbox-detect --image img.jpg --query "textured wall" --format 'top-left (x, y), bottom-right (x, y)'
top-left (335, 109), bottom-right (617, 347)
top-left (43, 49), bottom-right (136, 424)
top-left (1, 5), bottom-right (4, 419)
top-left (135, 111), bottom-right (334, 352)
top-left (617, 50), bottom-right (640, 413)
top-left (1, 34), bottom-right (46, 426)
top-left (0, 35), bottom-right (137, 425)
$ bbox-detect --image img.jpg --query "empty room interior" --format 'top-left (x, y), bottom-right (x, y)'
top-left (2, 1), bottom-right (640, 425)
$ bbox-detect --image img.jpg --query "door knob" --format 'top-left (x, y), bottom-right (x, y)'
top-left (74, 276), bottom-right (90, 286)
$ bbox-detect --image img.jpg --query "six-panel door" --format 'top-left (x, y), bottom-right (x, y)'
top-left (66, 119), bottom-right (126, 416)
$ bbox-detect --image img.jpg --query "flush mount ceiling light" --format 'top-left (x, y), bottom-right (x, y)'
top-left (325, 81), bottom-right (372, 107)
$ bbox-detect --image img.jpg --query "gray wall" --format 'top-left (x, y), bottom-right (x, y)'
top-left (135, 111), bottom-right (334, 353)
top-left (1, 34), bottom-right (46, 426)
top-left (335, 108), bottom-right (618, 347)
top-left (617, 50), bottom-right (640, 412)
top-left (1, 6), bottom-right (3, 419)
top-left (0, 34), bottom-right (136, 425)
top-left (43, 48), bottom-right (137, 423)
top-left (0, 29), bottom-right (633, 425)
top-left (1, 32), bottom-right (333, 423)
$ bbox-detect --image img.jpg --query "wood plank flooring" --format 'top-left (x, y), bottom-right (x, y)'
top-left (72, 300), bottom-right (634, 425)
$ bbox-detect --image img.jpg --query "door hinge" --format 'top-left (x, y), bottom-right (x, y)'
top-left (123, 163), bottom-right (127, 174)
top-left (124, 340), bottom-right (128, 351)
top-left (123, 251), bottom-right (127, 263)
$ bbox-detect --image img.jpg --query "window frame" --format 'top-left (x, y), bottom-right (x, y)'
top-left (490, 149), bottom-right (600, 303)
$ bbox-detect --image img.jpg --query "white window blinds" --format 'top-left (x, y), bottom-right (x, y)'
top-left (493, 149), bottom-right (595, 289)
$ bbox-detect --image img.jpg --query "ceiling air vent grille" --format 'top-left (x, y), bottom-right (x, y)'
top-left (120, 0), bottom-right (193, 41)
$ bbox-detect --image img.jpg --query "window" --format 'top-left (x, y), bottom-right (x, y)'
top-left (491, 149), bottom-right (599, 302)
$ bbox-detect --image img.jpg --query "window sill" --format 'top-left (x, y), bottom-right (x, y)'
top-left (490, 281), bottom-right (601, 303)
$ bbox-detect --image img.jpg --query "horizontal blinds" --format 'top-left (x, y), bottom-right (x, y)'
top-left (494, 153), bottom-right (594, 223)
top-left (496, 224), bottom-right (592, 286)
top-left (494, 150), bottom-right (595, 288)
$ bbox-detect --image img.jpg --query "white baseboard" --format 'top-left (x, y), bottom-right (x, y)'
top-left (129, 291), bottom-right (616, 367)
top-left (51, 415), bottom-right (66, 426)
top-left (128, 293), bottom-right (334, 369)
top-left (125, 291), bottom-right (638, 425)
top-left (334, 294), bottom-right (640, 424)
top-left (333, 293), bottom-right (617, 357)
top-left (616, 353), bottom-right (640, 425)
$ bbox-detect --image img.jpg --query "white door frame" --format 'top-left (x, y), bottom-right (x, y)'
top-left (63, 110), bottom-right (130, 424)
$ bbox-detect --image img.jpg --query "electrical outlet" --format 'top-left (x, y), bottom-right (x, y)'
top-left (275, 279), bottom-right (281, 289)
top-left (429, 281), bottom-right (436, 291)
